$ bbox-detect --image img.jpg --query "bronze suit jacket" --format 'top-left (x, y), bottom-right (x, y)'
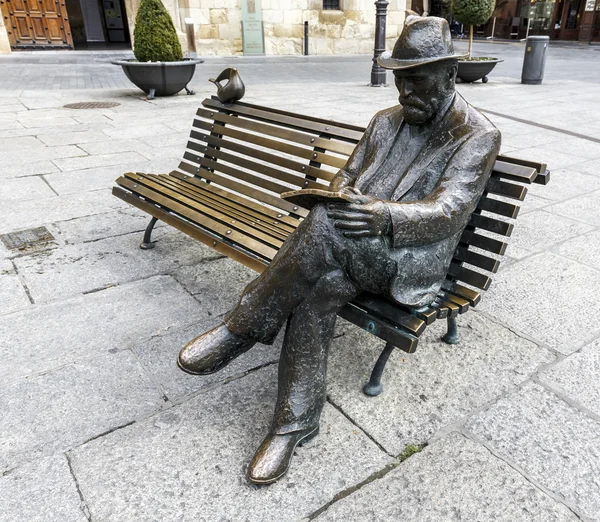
top-left (329, 94), bottom-right (501, 308)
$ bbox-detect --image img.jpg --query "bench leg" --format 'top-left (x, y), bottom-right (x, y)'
top-left (140, 217), bottom-right (158, 250)
top-left (442, 316), bottom-right (460, 345)
top-left (363, 342), bottom-right (396, 397)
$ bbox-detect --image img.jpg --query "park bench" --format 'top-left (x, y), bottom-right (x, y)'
top-left (112, 92), bottom-right (549, 397)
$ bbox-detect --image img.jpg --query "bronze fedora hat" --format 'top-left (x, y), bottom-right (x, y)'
top-left (378, 16), bottom-right (468, 70)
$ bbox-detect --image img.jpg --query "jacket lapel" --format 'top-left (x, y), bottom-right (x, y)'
top-left (354, 108), bottom-right (404, 192)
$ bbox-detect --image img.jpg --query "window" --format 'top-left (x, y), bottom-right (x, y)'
top-left (323, 0), bottom-right (340, 10)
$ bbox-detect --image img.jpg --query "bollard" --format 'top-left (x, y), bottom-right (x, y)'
top-left (185, 18), bottom-right (197, 59)
top-left (370, 0), bottom-right (389, 86)
top-left (521, 35), bottom-right (549, 85)
top-left (304, 21), bottom-right (309, 56)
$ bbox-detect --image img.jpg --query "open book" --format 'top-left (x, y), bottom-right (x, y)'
top-left (280, 188), bottom-right (354, 210)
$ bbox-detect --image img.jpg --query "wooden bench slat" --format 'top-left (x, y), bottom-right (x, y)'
top-left (338, 303), bottom-right (420, 354)
top-left (178, 161), bottom-right (309, 218)
top-left (124, 173), bottom-right (287, 248)
top-left (448, 263), bottom-right (492, 291)
top-left (454, 245), bottom-right (500, 273)
top-left (203, 98), bottom-right (365, 142)
top-left (459, 229), bottom-right (508, 256)
top-left (189, 129), bottom-right (335, 184)
top-left (146, 174), bottom-right (293, 240)
top-left (169, 172), bottom-right (300, 229)
top-left (486, 178), bottom-right (528, 201)
top-left (113, 186), bottom-right (270, 274)
top-left (185, 139), bottom-right (327, 194)
top-left (497, 154), bottom-right (546, 174)
top-left (469, 213), bottom-right (514, 237)
top-left (492, 160), bottom-right (537, 184)
top-left (117, 176), bottom-right (280, 260)
top-left (441, 280), bottom-right (482, 307)
top-left (478, 196), bottom-right (520, 219)
top-left (412, 307), bottom-right (438, 325)
top-left (441, 292), bottom-right (470, 313)
top-left (352, 294), bottom-right (426, 337)
top-left (192, 119), bottom-right (348, 170)
top-left (430, 300), bottom-right (452, 319)
top-left (196, 108), bottom-right (357, 156)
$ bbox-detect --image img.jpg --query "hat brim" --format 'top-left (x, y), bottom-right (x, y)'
top-left (378, 52), bottom-right (469, 70)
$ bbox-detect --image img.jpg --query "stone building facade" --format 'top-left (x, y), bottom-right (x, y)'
top-left (179, 0), bottom-right (407, 56)
top-left (0, 0), bottom-right (407, 55)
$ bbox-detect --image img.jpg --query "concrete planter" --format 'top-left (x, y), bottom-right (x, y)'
top-left (457, 58), bottom-right (503, 83)
top-left (112, 58), bottom-right (203, 99)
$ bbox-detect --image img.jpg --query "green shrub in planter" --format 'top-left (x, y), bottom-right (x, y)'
top-left (133, 0), bottom-right (183, 63)
top-left (450, 0), bottom-right (495, 57)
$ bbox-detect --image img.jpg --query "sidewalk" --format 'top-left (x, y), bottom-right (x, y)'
top-left (1, 43), bottom-right (600, 521)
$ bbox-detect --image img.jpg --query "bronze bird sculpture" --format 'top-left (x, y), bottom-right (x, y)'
top-left (209, 67), bottom-right (245, 104)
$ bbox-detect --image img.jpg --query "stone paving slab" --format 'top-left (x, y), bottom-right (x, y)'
top-left (502, 209), bottom-right (593, 260)
top-left (554, 228), bottom-right (600, 271)
top-left (478, 252), bottom-right (600, 354)
top-left (327, 312), bottom-right (554, 455)
top-left (52, 151), bottom-right (147, 172)
top-left (0, 189), bottom-right (127, 234)
top-left (13, 228), bottom-right (220, 303)
top-left (315, 432), bottom-right (577, 522)
top-left (539, 337), bottom-right (600, 419)
top-left (52, 208), bottom-right (162, 244)
top-left (132, 319), bottom-right (280, 403)
top-left (44, 158), bottom-right (181, 195)
top-left (547, 189), bottom-right (600, 228)
top-left (0, 275), bottom-right (200, 385)
top-left (0, 455), bottom-right (88, 522)
top-left (0, 349), bottom-right (165, 472)
top-left (69, 365), bottom-right (392, 522)
top-left (529, 168), bottom-right (600, 203)
top-left (0, 175), bottom-right (57, 201)
top-left (466, 382), bottom-right (600, 520)
top-left (0, 260), bottom-right (30, 315)
top-left (172, 256), bottom-right (257, 317)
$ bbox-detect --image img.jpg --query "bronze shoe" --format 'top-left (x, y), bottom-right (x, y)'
top-left (247, 427), bottom-right (319, 485)
top-left (177, 323), bottom-right (255, 375)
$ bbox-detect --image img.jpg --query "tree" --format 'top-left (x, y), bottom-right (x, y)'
top-left (133, 0), bottom-right (183, 63)
top-left (450, 0), bottom-right (495, 58)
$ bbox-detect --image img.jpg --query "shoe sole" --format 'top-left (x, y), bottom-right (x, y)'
top-left (248, 426), bottom-right (320, 486)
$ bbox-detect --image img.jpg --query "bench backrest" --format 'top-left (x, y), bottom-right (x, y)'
top-left (177, 97), bottom-right (548, 313)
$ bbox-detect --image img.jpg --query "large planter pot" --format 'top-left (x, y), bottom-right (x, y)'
top-left (112, 58), bottom-right (203, 99)
top-left (457, 58), bottom-right (503, 83)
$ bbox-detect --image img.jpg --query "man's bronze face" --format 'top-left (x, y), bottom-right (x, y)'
top-left (394, 61), bottom-right (457, 126)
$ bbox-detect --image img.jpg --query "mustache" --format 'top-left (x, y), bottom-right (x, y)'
top-left (399, 98), bottom-right (425, 109)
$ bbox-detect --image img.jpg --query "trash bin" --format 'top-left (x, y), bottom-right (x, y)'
top-left (521, 36), bottom-right (549, 85)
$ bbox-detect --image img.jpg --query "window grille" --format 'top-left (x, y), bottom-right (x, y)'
top-left (323, 0), bottom-right (340, 9)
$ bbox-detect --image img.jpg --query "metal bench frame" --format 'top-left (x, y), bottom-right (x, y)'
top-left (113, 96), bottom-right (549, 396)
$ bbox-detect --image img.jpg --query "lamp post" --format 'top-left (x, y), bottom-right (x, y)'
top-left (370, 0), bottom-right (389, 86)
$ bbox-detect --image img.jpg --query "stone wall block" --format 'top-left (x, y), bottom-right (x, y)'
top-left (279, 0), bottom-right (292, 9)
top-left (283, 8), bottom-right (303, 25)
top-left (218, 22), bottom-right (241, 40)
top-left (262, 10), bottom-right (284, 24)
top-left (197, 23), bottom-right (219, 39)
top-left (209, 8), bottom-right (227, 24)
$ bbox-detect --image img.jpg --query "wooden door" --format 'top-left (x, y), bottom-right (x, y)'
top-left (558, 0), bottom-right (583, 39)
top-left (0, 0), bottom-right (73, 48)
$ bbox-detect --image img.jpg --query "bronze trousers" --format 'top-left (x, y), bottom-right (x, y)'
top-left (224, 204), bottom-right (397, 434)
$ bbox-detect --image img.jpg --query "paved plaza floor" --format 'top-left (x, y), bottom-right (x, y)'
top-left (1, 41), bottom-right (600, 521)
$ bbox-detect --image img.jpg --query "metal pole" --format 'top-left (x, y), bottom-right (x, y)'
top-left (304, 21), bottom-right (309, 55)
top-left (487, 16), bottom-right (497, 39)
top-left (370, 0), bottom-right (389, 87)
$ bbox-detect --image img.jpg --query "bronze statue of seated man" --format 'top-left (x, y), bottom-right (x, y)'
top-left (177, 16), bottom-right (501, 485)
